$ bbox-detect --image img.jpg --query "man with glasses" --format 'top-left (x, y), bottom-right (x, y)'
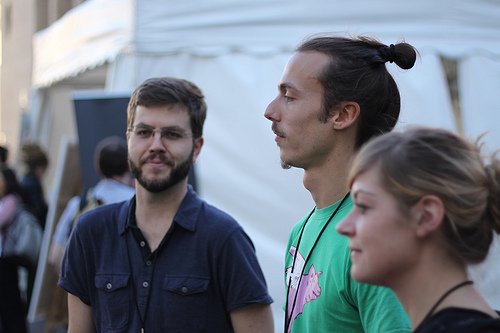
top-left (59, 77), bottom-right (274, 333)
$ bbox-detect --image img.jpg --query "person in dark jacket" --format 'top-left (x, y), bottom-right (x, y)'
top-left (19, 141), bottom-right (49, 229)
top-left (0, 166), bottom-right (35, 333)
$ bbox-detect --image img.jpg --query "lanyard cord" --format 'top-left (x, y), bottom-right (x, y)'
top-left (415, 280), bottom-right (474, 332)
top-left (125, 230), bottom-right (159, 333)
top-left (284, 193), bottom-right (349, 333)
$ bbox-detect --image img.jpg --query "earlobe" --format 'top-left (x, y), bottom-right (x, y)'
top-left (414, 195), bottom-right (445, 238)
top-left (332, 102), bottom-right (361, 130)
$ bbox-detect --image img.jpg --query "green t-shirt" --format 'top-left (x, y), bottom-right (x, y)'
top-left (284, 196), bottom-right (411, 333)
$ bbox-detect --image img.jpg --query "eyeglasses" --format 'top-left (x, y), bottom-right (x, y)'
top-left (127, 125), bottom-right (194, 141)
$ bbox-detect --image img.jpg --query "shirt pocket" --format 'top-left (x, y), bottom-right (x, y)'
top-left (162, 276), bottom-right (210, 332)
top-left (95, 273), bottom-right (130, 331)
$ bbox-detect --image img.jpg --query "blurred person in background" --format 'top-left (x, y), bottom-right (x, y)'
top-left (19, 141), bottom-right (49, 229)
top-left (0, 146), bottom-right (8, 166)
top-left (0, 166), bottom-right (36, 333)
top-left (49, 136), bottom-right (135, 272)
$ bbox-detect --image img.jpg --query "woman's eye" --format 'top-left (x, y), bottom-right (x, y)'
top-left (355, 203), bottom-right (368, 214)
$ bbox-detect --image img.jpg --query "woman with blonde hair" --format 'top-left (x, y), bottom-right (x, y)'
top-left (336, 127), bottom-right (500, 332)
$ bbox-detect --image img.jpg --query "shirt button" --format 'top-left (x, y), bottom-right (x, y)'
top-left (143, 281), bottom-right (149, 288)
top-left (106, 283), bottom-right (112, 290)
top-left (140, 241), bottom-right (146, 247)
top-left (181, 286), bottom-right (188, 293)
top-left (146, 260), bottom-right (152, 266)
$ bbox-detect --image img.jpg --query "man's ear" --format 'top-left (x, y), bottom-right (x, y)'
top-left (414, 195), bottom-right (445, 238)
top-left (192, 137), bottom-right (204, 163)
top-left (332, 101), bottom-right (361, 130)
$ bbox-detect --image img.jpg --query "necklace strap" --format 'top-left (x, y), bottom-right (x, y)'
top-left (418, 280), bottom-right (474, 330)
top-left (284, 192), bottom-right (350, 333)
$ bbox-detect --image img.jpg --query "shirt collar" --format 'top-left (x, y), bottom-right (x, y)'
top-left (120, 185), bottom-right (200, 235)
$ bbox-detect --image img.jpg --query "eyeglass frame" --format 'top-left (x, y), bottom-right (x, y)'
top-left (127, 124), bottom-right (195, 141)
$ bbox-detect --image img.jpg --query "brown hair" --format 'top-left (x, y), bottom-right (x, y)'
top-left (349, 127), bottom-right (500, 264)
top-left (94, 136), bottom-right (129, 178)
top-left (19, 141), bottom-right (48, 175)
top-left (297, 34), bottom-right (418, 149)
top-left (127, 77), bottom-right (207, 138)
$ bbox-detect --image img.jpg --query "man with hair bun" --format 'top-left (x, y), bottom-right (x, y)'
top-left (265, 33), bottom-right (417, 332)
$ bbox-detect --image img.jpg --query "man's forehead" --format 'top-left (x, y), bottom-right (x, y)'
top-left (136, 103), bottom-right (188, 113)
top-left (133, 104), bottom-right (191, 126)
top-left (279, 51), bottom-right (329, 90)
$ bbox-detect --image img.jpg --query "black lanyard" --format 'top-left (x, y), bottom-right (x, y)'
top-left (414, 280), bottom-right (474, 332)
top-left (125, 230), bottom-right (159, 333)
top-left (284, 193), bottom-right (350, 333)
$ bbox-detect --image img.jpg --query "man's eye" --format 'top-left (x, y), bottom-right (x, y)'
top-left (163, 130), bottom-right (183, 139)
top-left (136, 129), bottom-right (152, 137)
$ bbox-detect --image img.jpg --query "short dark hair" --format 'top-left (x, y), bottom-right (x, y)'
top-left (0, 165), bottom-right (31, 205)
top-left (94, 136), bottom-right (129, 179)
top-left (297, 34), bottom-right (418, 149)
top-left (127, 77), bottom-right (207, 138)
top-left (0, 146), bottom-right (8, 164)
top-left (19, 141), bottom-right (49, 174)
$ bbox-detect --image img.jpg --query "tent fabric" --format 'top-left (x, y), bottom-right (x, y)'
top-left (460, 55), bottom-right (500, 151)
top-left (33, 0), bottom-right (500, 87)
top-left (392, 53), bottom-right (456, 132)
top-left (32, 0), bottom-right (133, 88)
top-left (459, 55), bottom-right (500, 309)
top-left (134, 0), bottom-right (500, 57)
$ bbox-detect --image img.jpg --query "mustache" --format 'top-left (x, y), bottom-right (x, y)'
top-left (141, 154), bottom-right (174, 166)
top-left (271, 123), bottom-right (285, 137)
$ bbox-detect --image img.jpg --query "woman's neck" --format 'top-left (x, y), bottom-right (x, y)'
top-left (391, 251), bottom-right (486, 330)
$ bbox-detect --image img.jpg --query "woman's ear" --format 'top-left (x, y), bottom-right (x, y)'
top-left (414, 195), bottom-right (445, 238)
top-left (332, 101), bottom-right (360, 130)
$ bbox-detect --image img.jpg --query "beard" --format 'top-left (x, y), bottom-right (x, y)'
top-left (272, 123), bottom-right (293, 170)
top-left (129, 148), bottom-right (194, 193)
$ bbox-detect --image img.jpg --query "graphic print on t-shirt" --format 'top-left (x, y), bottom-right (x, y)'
top-left (285, 246), bottom-right (323, 333)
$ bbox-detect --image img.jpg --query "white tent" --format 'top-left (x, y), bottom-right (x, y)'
top-left (31, 0), bottom-right (500, 328)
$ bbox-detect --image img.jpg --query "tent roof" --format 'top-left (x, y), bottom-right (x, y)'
top-left (32, 0), bottom-right (133, 87)
top-left (32, 0), bottom-right (500, 87)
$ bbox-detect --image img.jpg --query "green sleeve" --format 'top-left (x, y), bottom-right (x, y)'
top-left (347, 261), bottom-right (412, 333)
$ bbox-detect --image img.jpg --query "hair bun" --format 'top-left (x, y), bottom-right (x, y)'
top-left (379, 44), bottom-right (396, 64)
top-left (381, 42), bottom-right (418, 70)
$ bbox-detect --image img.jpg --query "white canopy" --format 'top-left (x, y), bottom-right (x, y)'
top-left (32, 0), bottom-right (500, 327)
top-left (34, 0), bottom-right (500, 86)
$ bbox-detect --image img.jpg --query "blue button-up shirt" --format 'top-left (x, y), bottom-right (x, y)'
top-left (59, 186), bottom-right (272, 332)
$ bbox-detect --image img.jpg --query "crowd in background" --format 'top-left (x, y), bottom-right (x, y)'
top-left (0, 142), bottom-right (49, 333)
